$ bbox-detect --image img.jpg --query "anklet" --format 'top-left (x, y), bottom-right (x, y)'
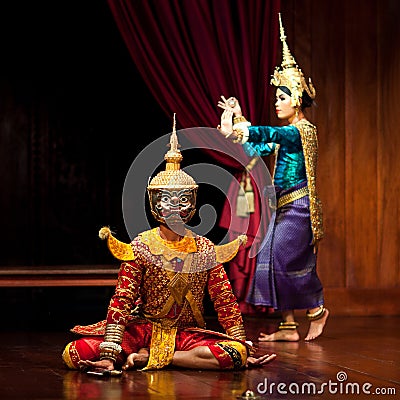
top-left (306, 305), bottom-right (326, 321)
top-left (278, 321), bottom-right (299, 330)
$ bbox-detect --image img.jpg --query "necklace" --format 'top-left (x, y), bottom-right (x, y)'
top-left (157, 227), bottom-right (183, 242)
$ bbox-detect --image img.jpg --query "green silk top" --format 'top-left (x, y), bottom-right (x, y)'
top-left (243, 125), bottom-right (306, 189)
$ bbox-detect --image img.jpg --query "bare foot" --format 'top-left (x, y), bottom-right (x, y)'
top-left (258, 329), bottom-right (300, 342)
top-left (304, 308), bottom-right (329, 341)
top-left (123, 348), bottom-right (149, 370)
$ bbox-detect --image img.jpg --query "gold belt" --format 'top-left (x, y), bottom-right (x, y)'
top-left (277, 186), bottom-right (308, 208)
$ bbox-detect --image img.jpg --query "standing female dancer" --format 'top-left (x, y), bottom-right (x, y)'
top-left (216, 14), bottom-right (328, 341)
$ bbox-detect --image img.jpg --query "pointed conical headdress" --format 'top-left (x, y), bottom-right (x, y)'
top-left (270, 13), bottom-right (316, 107)
top-left (147, 114), bottom-right (198, 190)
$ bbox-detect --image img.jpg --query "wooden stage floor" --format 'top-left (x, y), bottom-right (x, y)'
top-left (0, 315), bottom-right (399, 400)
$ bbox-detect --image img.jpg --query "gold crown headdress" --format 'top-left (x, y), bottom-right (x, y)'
top-left (270, 13), bottom-right (316, 107)
top-left (147, 114), bottom-right (198, 190)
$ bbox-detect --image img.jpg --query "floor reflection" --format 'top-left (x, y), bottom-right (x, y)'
top-left (63, 369), bottom-right (253, 399)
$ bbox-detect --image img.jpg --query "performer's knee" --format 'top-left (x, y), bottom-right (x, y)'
top-left (62, 342), bottom-right (80, 369)
top-left (209, 341), bottom-right (248, 370)
top-left (62, 338), bottom-right (101, 369)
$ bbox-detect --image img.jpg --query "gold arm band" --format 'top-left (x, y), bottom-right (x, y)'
top-left (233, 115), bottom-right (248, 124)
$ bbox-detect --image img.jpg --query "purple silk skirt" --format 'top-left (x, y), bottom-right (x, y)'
top-left (246, 181), bottom-right (324, 311)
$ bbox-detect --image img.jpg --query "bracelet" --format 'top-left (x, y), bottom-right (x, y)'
top-left (226, 325), bottom-right (247, 341)
top-left (99, 341), bottom-right (122, 353)
top-left (99, 351), bottom-right (118, 362)
top-left (233, 115), bottom-right (248, 124)
top-left (232, 129), bottom-right (244, 143)
top-left (104, 324), bottom-right (125, 344)
top-left (99, 341), bottom-right (122, 362)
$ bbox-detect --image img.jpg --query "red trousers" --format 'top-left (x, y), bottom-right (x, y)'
top-left (62, 321), bottom-right (247, 370)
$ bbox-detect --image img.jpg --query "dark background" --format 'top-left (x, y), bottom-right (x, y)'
top-left (1, 0), bottom-right (167, 266)
top-left (0, 1), bottom-right (228, 330)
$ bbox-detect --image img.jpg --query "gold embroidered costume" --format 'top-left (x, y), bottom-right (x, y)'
top-left (62, 115), bottom-right (251, 371)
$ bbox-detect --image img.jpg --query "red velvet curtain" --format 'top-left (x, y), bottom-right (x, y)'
top-left (107, 0), bottom-right (281, 314)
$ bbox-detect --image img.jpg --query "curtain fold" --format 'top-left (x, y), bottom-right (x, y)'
top-left (107, 0), bottom-right (280, 314)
